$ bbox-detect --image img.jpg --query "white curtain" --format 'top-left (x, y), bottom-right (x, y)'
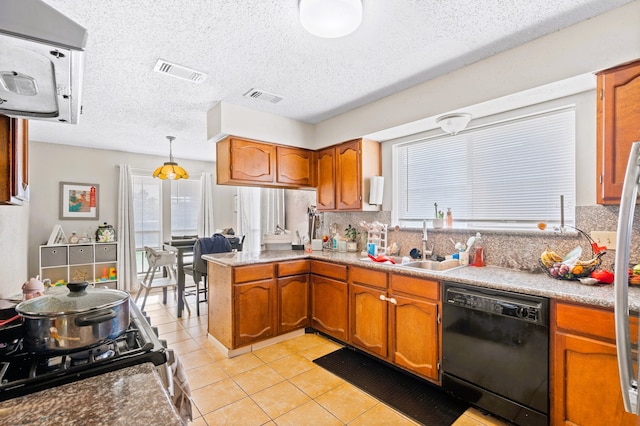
top-left (237, 187), bottom-right (285, 252)
top-left (116, 164), bottom-right (138, 293)
top-left (197, 172), bottom-right (215, 237)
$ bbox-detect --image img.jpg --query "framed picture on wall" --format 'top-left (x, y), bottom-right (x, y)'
top-left (59, 182), bottom-right (99, 220)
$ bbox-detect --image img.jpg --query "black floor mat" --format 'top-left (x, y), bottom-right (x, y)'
top-left (314, 347), bottom-right (468, 426)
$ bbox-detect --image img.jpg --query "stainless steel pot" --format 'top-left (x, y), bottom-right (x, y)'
top-left (15, 282), bottom-right (130, 352)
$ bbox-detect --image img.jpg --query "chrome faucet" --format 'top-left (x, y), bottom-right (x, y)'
top-left (422, 220), bottom-right (433, 261)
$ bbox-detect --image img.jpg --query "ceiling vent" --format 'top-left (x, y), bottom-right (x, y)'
top-left (153, 59), bottom-right (207, 83)
top-left (243, 88), bottom-right (284, 104)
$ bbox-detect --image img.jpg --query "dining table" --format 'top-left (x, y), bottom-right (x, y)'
top-left (163, 238), bottom-right (196, 318)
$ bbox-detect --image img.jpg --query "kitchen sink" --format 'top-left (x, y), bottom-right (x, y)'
top-left (399, 259), bottom-right (460, 271)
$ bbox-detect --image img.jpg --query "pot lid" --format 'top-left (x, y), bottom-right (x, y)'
top-left (16, 282), bottom-right (128, 316)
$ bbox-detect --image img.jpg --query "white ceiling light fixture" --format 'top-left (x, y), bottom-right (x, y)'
top-left (436, 113), bottom-right (472, 135)
top-left (299, 0), bottom-right (363, 38)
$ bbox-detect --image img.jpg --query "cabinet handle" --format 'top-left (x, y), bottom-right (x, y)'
top-left (379, 294), bottom-right (397, 304)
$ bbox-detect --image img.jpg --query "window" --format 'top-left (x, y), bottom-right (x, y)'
top-left (131, 174), bottom-right (201, 273)
top-left (171, 179), bottom-right (200, 238)
top-left (393, 107), bottom-right (576, 230)
top-left (132, 175), bottom-right (161, 273)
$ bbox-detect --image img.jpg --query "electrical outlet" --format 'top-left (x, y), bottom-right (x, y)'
top-left (590, 231), bottom-right (617, 250)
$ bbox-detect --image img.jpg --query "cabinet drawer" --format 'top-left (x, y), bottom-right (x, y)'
top-left (555, 301), bottom-right (638, 344)
top-left (390, 274), bottom-right (439, 300)
top-left (349, 266), bottom-right (387, 289)
top-left (95, 244), bottom-right (117, 262)
top-left (278, 259), bottom-right (310, 277)
top-left (69, 245), bottom-right (93, 265)
top-left (41, 247), bottom-right (68, 267)
top-left (310, 260), bottom-right (347, 281)
top-left (234, 263), bottom-right (275, 283)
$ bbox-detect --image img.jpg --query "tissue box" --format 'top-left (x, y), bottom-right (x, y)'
top-left (312, 239), bottom-right (323, 251)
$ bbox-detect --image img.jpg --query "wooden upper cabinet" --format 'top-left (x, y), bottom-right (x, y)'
top-left (216, 136), bottom-right (315, 189)
top-left (317, 138), bottom-right (381, 212)
top-left (276, 146), bottom-right (315, 186)
top-left (0, 115), bottom-right (29, 205)
top-left (596, 59), bottom-right (640, 204)
top-left (316, 146), bottom-right (336, 210)
top-left (336, 140), bottom-right (361, 210)
top-left (217, 136), bottom-right (276, 184)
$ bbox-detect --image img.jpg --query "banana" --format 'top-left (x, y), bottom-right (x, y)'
top-left (576, 252), bottom-right (604, 268)
top-left (541, 247), bottom-right (563, 267)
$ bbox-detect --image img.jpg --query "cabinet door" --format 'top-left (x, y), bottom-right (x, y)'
top-left (316, 146), bottom-right (336, 211)
top-left (230, 138), bottom-right (276, 183)
top-left (0, 116), bottom-right (29, 205)
top-left (311, 274), bottom-right (348, 341)
top-left (276, 146), bottom-right (314, 187)
top-left (389, 294), bottom-right (439, 381)
top-left (336, 140), bottom-right (361, 210)
top-left (278, 274), bottom-right (309, 333)
top-left (596, 60), bottom-right (640, 204)
top-left (350, 283), bottom-right (387, 357)
top-left (552, 331), bottom-right (637, 426)
top-left (234, 278), bottom-right (277, 346)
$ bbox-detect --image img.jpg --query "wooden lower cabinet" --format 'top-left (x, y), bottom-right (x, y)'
top-left (311, 274), bottom-right (348, 341)
top-left (278, 274), bottom-right (310, 334)
top-left (348, 268), bottom-right (441, 383)
top-left (552, 301), bottom-right (639, 425)
top-left (388, 273), bottom-right (441, 383)
top-left (349, 266), bottom-right (388, 357)
top-left (350, 283), bottom-right (387, 357)
top-left (234, 278), bottom-right (277, 347)
top-left (389, 293), bottom-right (439, 381)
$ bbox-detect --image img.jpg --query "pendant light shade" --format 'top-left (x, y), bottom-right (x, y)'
top-left (299, 0), bottom-right (363, 38)
top-left (153, 136), bottom-right (189, 180)
top-left (436, 113), bottom-right (472, 135)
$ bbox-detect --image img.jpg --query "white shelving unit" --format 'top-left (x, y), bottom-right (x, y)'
top-left (367, 224), bottom-right (388, 255)
top-left (39, 242), bottom-right (118, 289)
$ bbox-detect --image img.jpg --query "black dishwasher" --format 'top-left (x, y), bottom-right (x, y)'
top-left (442, 281), bottom-right (549, 426)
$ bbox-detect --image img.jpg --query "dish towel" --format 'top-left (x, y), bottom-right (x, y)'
top-left (170, 355), bottom-right (193, 422)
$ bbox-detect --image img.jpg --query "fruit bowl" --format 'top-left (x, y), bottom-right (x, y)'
top-left (539, 247), bottom-right (605, 281)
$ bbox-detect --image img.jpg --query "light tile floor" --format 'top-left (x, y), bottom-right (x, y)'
top-left (138, 289), bottom-right (508, 426)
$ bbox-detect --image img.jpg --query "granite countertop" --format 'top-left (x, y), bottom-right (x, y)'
top-left (202, 250), bottom-right (640, 311)
top-left (0, 363), bottom-right (184, 426)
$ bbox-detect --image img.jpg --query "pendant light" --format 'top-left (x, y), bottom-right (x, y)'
top-left (299, 0), bottom-right (363, 38)
top-left (153, 136), bottom-right (189, 180)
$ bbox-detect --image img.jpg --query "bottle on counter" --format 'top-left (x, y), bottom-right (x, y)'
top-left (473, 232), bottom-right (484, 267)
top-left (446, 208), bottom-right (453, 228)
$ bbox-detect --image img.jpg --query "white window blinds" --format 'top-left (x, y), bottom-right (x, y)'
top-left (394, 107), bottom-right (576, 230)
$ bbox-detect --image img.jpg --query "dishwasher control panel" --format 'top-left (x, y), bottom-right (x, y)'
top-left (445, 286), bottom-right (545, 324)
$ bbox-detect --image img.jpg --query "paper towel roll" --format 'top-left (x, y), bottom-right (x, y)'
top-left (369, 176), bottom-right (384, 205)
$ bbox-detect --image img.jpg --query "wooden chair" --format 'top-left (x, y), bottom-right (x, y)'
top-left (135, 246), bottom-right (191, 313)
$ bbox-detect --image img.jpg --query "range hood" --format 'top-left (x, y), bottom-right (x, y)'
top-left (0, 0), bottom-right (87, 124)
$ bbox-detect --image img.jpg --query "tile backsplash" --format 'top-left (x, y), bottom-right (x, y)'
top-left (321, 205), bottom-right (640, 273)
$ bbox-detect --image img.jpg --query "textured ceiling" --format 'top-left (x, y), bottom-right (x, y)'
top-left (27, 0), bottom-right (632, 161)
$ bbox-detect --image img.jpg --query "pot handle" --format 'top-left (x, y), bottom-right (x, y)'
top-left (74, 309), bottom-right (117, 326)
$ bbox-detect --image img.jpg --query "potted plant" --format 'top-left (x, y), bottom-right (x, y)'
top-left (345, 225), bottom-right (358, 252)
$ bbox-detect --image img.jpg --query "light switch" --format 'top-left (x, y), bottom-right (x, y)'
top-left (590, 231), bottom-right (617, 250)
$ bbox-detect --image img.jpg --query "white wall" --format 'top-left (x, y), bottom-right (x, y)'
top-left (25, 142), bottom-right (231, 281)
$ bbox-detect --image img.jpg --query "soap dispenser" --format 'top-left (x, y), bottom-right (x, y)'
top-left (473, 232), bottom-right (484, 267)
